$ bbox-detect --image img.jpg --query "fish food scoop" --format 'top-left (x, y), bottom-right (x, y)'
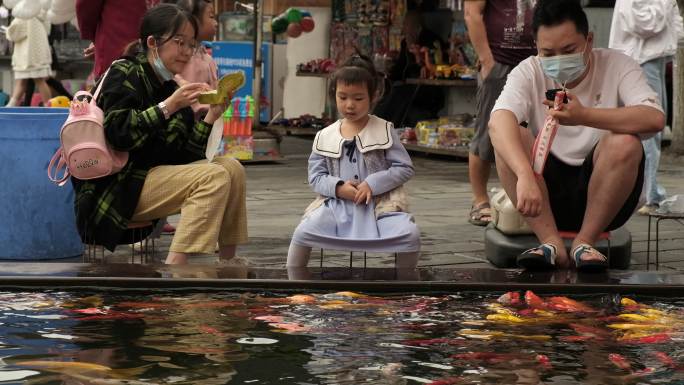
top-left (198, 71), bottom-right (246, 104)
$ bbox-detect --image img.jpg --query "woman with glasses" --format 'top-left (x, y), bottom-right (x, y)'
top-left (73, 4), bottom-right (248, 265)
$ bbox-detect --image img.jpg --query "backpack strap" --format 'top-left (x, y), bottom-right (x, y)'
top-left (47, 148), bottom-right (70, 187)
top-left (91, 59), bottom-right (123, 104)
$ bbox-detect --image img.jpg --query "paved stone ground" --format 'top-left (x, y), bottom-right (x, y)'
top-left (94, 136), bottom-right (684, 272)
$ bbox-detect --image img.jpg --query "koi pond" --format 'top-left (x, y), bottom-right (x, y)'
top-left (1, 289), bottom-right (683, 384)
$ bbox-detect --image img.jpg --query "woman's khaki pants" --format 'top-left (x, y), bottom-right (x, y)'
top-left (131, 156), bottom-right (247, 254)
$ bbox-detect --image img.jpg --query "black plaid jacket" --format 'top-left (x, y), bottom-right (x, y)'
top-left (73, 53), bottom-right (211, 251)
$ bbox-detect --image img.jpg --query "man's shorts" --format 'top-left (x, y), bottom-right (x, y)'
top-left (543, 145), bottom-right (645, 232)
top-left (470, 62), bottom-right (514, 162)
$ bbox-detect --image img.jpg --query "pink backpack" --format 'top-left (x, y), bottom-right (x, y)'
top-left (47, 67), bottom-right (128, 186)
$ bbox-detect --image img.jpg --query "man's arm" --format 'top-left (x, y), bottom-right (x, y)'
top-left (75, 0), bottom-right (105, 41)
top-left (464, 0), bottom-right (495, 78)
top-left (489, 109), bottom-right (534, 179)
top-left (547, 58), bottom-right (666, 135)
top-left (580, 106), bottom-right (665, 134)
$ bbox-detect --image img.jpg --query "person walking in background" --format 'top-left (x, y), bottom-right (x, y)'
top-left (75, 0), bottom-right (159, 80)
top-left (4, 0), bottom-right (53, 107)
top-left (609, 0), bottom-right (684, 215)
top-left (464, 0), bottom-right (537, 226)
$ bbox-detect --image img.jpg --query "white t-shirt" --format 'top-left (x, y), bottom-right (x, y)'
top-left (492, 48), bottom-right (663, 166)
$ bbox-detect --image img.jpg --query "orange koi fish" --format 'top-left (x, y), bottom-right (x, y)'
top-left (546, 296), bottom-right (595, 313)
top-left (652, 351), bottom-right (676, 368)
top-left (287, 294), bottom-right (317, 304)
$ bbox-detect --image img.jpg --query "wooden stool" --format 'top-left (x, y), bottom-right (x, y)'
top-left (83, 221), bottom-right (156, 264)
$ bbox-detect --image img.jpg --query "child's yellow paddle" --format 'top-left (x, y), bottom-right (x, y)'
top-left (198, 71), bottom-right (246, 104)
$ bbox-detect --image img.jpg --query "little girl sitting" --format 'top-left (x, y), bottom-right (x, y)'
top-left (287, 55), bottom-right (421, 268)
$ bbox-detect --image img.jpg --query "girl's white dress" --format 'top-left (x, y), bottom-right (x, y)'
top-left (290, 116), bottom-right (420, 253)
top-left (6, 15), bottom-right (52, 79)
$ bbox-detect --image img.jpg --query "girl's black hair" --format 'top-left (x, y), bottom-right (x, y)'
top-left (161, 0), bottom-right (212, 19)
top-left (122, 4), bottom-right (198, 56)
top-left (140, 4), bottom-right (198, 52)
top-left (329, 54), bottom-right (383, 101)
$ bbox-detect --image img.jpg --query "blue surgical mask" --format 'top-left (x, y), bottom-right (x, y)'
top-left (539, 45), bottom-right (588, 85)
top-left (152, 47), bottom-right (174, 82)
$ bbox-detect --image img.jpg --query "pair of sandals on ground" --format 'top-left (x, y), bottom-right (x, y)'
top-left (469, 201), bottom-right (609, 271)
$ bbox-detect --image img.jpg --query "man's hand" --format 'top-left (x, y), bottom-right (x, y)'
top-left (516, 173), bottom-right (543, 217)
top-left (83, 42), bottom-right (95, 59)
top-left (354, 181), bottom-right (373, 205)
top-left (336, 180), bottom-right (359, 201)
top-left (543, 91), bottom-right (587, 126)
top-left (479, 57), bottom-right (495, 80)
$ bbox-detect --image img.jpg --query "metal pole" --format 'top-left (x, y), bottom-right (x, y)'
top-left (252, 0), bottom-right (263, 130)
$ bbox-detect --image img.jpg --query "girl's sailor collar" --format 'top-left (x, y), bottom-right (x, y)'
top-left (311, 115), bottom-right (393, 158)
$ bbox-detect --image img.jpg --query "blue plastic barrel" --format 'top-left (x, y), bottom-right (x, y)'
top-left (0, 107), bottom-right (82, 260)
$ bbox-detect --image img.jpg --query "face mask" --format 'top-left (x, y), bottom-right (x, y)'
top-left (152, 47), bottom-right (174, 82)
top-left (539, 45), bottom-right (588, 85)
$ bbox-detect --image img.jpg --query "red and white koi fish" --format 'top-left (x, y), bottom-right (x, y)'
top-left (608, 353), bottom-right (632, 371)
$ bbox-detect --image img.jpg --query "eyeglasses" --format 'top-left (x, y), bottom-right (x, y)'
top-left (161, 36), bottom-right (198, 54)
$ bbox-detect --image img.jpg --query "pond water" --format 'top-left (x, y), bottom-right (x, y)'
top-left (0, 290), bottom-right (683, 384)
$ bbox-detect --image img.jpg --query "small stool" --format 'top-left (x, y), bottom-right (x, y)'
top-left (485, 225), bottom-right (632, 269)
top-left (319, 249), bottom-right (398, 268)
top-left (646, 211), bottom-right (684, 270)
top-left (83, 221), bottom-right (156, 264)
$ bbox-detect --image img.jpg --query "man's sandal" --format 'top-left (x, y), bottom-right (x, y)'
top-left (468, 202), bottom-right (492, 226)
top-left (572, 244), bottom-right (608, 271)
top-left (516, 243), bottom-right (557, 270)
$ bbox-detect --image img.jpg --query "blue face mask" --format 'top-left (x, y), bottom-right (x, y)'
top-left (152, 47), bottom-right (174, 82)
top-left (539, 45), bottom-right (588, 85)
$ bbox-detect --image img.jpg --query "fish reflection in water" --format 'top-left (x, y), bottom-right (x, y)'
top-left (0, 291), bottom-right (684, 384)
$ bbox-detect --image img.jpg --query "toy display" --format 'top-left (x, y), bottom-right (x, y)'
top-left (296, 58), bottom-right (336, 74)
top-left (413, 114), bottom-right (475, 149)
top-left (271, 8), bottom-right (315, 38)
top-left (218, 96), bottom-right (255, 160)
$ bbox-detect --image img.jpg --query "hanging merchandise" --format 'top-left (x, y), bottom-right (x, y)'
top-left (271, 8), bottom-right (315, 39)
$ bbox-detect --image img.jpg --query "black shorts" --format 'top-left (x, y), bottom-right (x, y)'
top-left (543, 145), bottom-right (644, 232)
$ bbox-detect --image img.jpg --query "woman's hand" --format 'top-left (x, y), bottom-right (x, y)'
top-left (335, 180), bottom-right (359, 201)
top-left (203, 93), bottom-right (233, 125)
top-left (354, 181), bottom-right (373, 204)
top-left (164, 83), bottom-right (209, 115)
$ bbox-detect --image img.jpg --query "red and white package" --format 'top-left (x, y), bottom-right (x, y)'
top-left (531, 91), bottom-right (565, 175)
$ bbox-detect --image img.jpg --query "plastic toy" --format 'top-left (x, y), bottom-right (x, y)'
top-left (271, 8), bottom-right (315, 38)
top-left (47, 95), bottom-right (70, 108)
top-left (198, 71), bottom-right (246, 105)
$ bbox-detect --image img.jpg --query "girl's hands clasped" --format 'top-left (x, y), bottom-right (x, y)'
top-left (336, 180), bottom-right (358, 201)
top-left (354, 181), bottom-right (373, 204)
top-left (335, 180), bottom-right (373, 204)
